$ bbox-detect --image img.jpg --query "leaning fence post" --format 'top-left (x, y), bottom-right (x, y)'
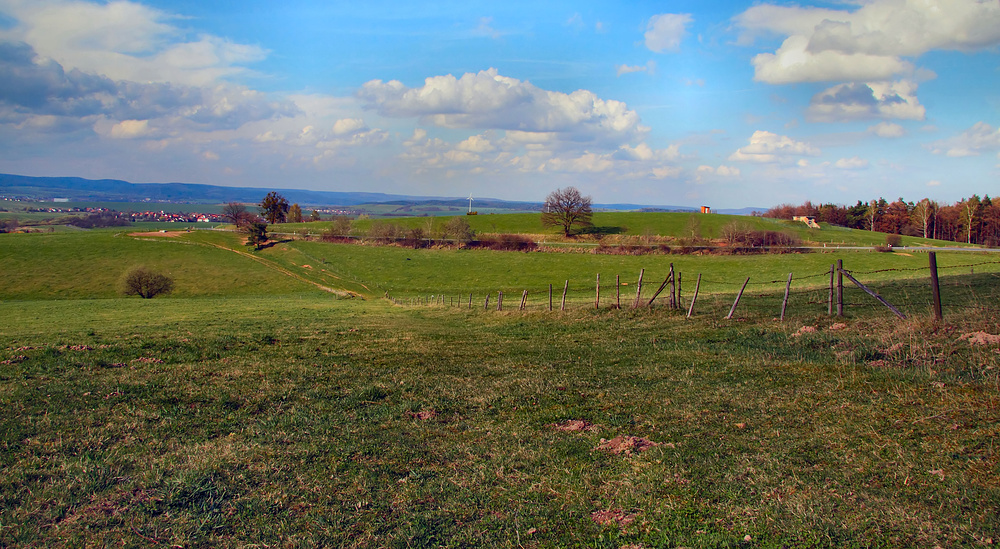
top-left (484, 294), bottom-right (490, 310)
top-left (836, 259), bottom-right (844, 317)
top-left (929, 251), bottom-right (943, 321)
top-left (561, 280), bottom-right (568, 311)
top-left (520, 290), bottom-right (528, 311)
top-left (669, 264), bottom-right (676, 309)
top-left (632, 268), bottom-right (645, 309)
top-left (686, 274), bottom-right (702, 319)
top-left (726, 277), bottom-right (751, 320)
top-left (780, 272), bottom-right (792, 321)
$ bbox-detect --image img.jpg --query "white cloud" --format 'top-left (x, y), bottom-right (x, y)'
top-left (1, 0), bottom-right (268, 87)
top-left (695, 164), bottom-right (741, 183)
top-left (108, 119), bottom-right (151, 139)
top-left (735, 0), bottom-right (1000, 84)
top-left (728, 130), bottom-right (820, 163)
top-left (807, 81), bottom-right (925, 122)
top-left (927, 180), bottom-right (941, 187)
top-left (358, 68), bottom-right (648, 146)
top-left (616, 64), bottom-right (647, 77)
top-left (835, 156), bottom-right (869, 170)
top-left (929, 122), bottom-right (1000, 157)
top-left (644, 13), bottom-right (692, 53)
top-left (332, 118), bottom-right (367, 136)
top-left (869, 121), bottom-right (905, 138)
top-left (474, 17), bottom-right (501, 39)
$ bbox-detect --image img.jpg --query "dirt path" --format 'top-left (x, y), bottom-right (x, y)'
top-left (129, 232), bottom-right (365, 298)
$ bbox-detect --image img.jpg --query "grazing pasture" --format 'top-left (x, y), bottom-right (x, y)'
top-left (1, 222), bottom-right (998, 547)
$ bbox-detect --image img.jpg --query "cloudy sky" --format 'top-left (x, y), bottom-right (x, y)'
top-left (0, 0), bottom-right (998, 208)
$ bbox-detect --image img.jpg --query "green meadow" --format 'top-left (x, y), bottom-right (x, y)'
top-left (1, 216), bottom-right (999, 547)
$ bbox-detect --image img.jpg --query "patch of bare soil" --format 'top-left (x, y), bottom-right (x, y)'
top-left (791, 326), bottom-right (817, 337)
top-left (590, 509), bottom-right (637, 527)
top-left (552, 419), bottom-right (595, 432)
top-left (829, 322), bottom-right (848, 331)
top-left (595, 435), bottom-right (659, 455)
top-left (406, 409), bottom-right (438, 420)
top-left (959, 331), bottom-right (1000, 346)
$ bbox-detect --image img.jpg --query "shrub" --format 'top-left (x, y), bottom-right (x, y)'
top-left (885, 234), bottom-right (902, 247)
top-left (474, 234), bottom-right (537, 252)
top-left (121, 267), bottom-right (174, 299)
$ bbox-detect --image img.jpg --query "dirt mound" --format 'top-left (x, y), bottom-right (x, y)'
top-left (959, 332), bottom-right (1000, 346)
top-left (792, 326), bottom-right (817, 337)
top-left (595, 435), bottom-right (659, 455)
top-left (591, 509), bottom-right (637, 527)
top-left (552, 419), bottom-right (595, 432)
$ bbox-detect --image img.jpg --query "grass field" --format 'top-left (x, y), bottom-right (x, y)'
top-left (1, 222), bottom-right (999, 547)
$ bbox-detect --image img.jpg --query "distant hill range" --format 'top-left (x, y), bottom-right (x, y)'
top-left (0, 173), bottom-right (761, 214)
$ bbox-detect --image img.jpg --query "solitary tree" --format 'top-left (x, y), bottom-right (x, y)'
top-left (222, 202), bottom-right (256, 228)
top-left (541, 186), bottom-right (593, 237)
top-left (288, 203), bottom-right (303, 223)
top-left (309, 210), bottom-right (322, 222)
top-left (259, 192), bottom-right (290, 224)
top-left (121, 267), bottom-right (173, 299)
top-left (246, 221), bottom-right (269, 250)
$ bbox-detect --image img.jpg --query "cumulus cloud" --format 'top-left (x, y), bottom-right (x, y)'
top-left (735, 0), bottom-right (1000, 84)
top-left (835, 156), bottom-right (869, 170)
top-left (358, 68), bottom-right (648, 146)
top-left (728, 130), bottom-right (820, 163)
top-left (929, 122), bottom-right (1000, 157)
top-left (807, 81), bottom-right (924, 122)
top-left (645, 14), bottom-right (692, 53)
top-left (869, 121), bottom-right (905, 138)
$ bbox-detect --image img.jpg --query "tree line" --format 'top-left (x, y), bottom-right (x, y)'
top-left (762, 195), bottom-right (1000, 245)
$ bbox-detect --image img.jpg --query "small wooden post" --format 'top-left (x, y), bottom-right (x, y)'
top-left (616, 275), bottom-right (620, 309)
top-left (836, 259), bottom-right (844, 317)
top-left (497, 291), bottom-right (503, 311)
top-left (549, 284), bottom-right (553, 311)
top-left (780, 272), bottom-right (792, 321)
top-left (596, 273), bottom-right (600, 309)
top-left (726, 277), bottom-right (750, 320)
top-left (669, 264), bottom-right (676, 309)
top-left (632, 268), bottom-right (645, 309)
top-left (677, 272), bottom-right (682, 310)
top-left (484, 294), bottom-right (490, 310)
top-left (686, 274), bottom-right (701, 319)
top-left (561, 280), bottom-right (569, 311)
top-left (520, 290), bottom-right (528, 310)
top-left (828, 264), bottom-right (834, 316)
top-left (469, 292), bottom-right (473, 309)
top-left (929, 251), bottom-right (942, 321)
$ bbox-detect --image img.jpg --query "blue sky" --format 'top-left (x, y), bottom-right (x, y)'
top-left (0, 0), bottom-right (998, 208)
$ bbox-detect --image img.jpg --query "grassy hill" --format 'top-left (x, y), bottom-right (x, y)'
top-left (1, 225), bottom-right (999, 547)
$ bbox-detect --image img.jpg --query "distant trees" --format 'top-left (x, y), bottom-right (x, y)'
top-left (541, 186), bottom-right (593, 237)
top-left (259, 192), bottom-right (290, 224)
top-left (443, 216), bottom-right (475, 243)
top-left (121, 267), bottom-right (173, 299)
top-left (309, 210), bottom-right (322, 222)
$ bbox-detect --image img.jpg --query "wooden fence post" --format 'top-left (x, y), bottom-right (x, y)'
top-left (520, 290), bottom-right (528, 311)
top-left (836, 259), bottom-right (844, 317)
top-left (596, 273), bottom-right (600, 309)
top-left (929, 251), bottom-right (942, 321)
top-left (561, 280), bottom-right (568, 311)
top-left (469, 293), bottom-right (473, 309)
top-left (668, 263), bottom-right (676, 309)
top-left (676, 272), bottom-right (682, 310)
top-left (646, 273), bottom-right (672, 307)
top-left (484, 294), bottom-right (490, 310)
top-left (497, 291), bottom-right (503, 311)
top-left (686, 274), bottom-right (701, 319)
top-left (549, 284), bottom-right (553, 312)
top-left (726, 277), bottom-right (751, 320)
top-left (616, 275), bottom-right (620, 309)
top-left (780, 273), bottom-right (792, 321)
top-left (632, 269), bottom-right (645, 309)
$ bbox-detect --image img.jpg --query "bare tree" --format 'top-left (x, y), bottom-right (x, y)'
top-left (911, 198), bottom-right (933, 239)
top-left (222, 202), bottom-right (255, 228)
top-left (541, 186), bottom-right (593, 237)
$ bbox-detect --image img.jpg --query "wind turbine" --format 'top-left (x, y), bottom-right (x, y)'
top-left (467, 193), bottom-right (475, 214)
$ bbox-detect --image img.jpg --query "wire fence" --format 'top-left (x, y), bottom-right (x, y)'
top-left (389, 256), bottom-right (1000, 322)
